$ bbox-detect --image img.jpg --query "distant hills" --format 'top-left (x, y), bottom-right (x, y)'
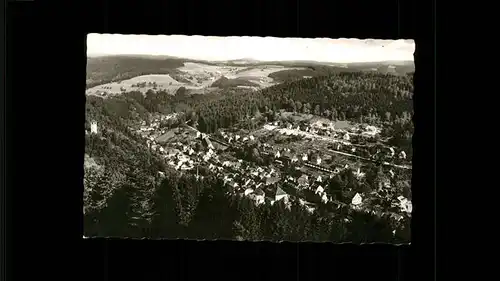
top-left (86, 55), bottom-right (414, 89)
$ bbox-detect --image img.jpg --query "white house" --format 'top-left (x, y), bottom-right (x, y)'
top-left (90, 121), bottom-right (98, 134)
top-left (302, 154), bottom-right (308, 161)
top-left (315, 185), bottom-right (324, 195)
top-left (244, 188), bottom-right (254, 196)
top-left (275, 187), bottom-right (288, 202)
top-left (243, 179), bottom-right (252, 187)
top-left (351, 193), bottom-right (363, 205)
top-left (316, 175), bottom-right (322, 182)
top-left (343, 133), bottom-right (350, 141)
top-left (275, 151), bottom-right (281, 158)
top-left (249, 135), bottom-right (255, 141)
top-left (355, 168), bottom-right (366, 179)
top-left (321, 193), bottom-right (328, 204)
top-left (389, 147), bottom-right (395, 157)
top-left (253, 194), bottom-right (265, 206)
top-left (389, 170), bottom-right (395, 178)
top-left (398, 196), bottom-right (412, 214)
top-left (399, 151), bottom-right (407, 159)
top-left (291, 156), bottom-right (299, 163)
top-left (316, 157), bottom-right (322, 165)
top-left (305, 206), bottom-right (315, 214)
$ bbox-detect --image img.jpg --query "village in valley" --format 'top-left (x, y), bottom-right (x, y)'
top-left (88, 106), bottom-right (412, 225)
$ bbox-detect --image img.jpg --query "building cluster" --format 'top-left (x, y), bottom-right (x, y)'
top-left (118, 111), bottom-right (411, 217)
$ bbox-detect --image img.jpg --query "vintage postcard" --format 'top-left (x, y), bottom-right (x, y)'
top-left (84, 34), bottom-right (414, 243)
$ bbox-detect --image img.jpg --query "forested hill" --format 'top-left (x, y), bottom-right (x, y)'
top-left (84, 72), bottom-right (413, 241)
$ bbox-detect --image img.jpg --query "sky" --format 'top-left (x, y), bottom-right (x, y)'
top-left (87, 34), bottom-right (414, 63)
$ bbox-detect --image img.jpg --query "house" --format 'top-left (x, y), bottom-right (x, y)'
top-left (343, 133), bottom-right (350, 141)
top-left (302, 154), bottom-right (308, 161)
top-left (398, 196), bottom-right (412, 214)
top-left (389, 170), bottom-right (395, 178)
top-left (244, 188), bottom-right (254, 196)
top-left (305, 206), bottom-right (315, 214)
top-left (389, 147), bottom-right (395, 157)
top-left (399, 151), bottom-right (407, 159)
top-left (321, 193), bottom-right (328, 204)
top-left (266, 177), bottom-right (280, 186)
top-left (298, 175), bottom-right (309, 186)
top-left (316, 157), bottom-right (322, 165)
top-left (355, 168), bottom-right (365, 179)
top-left (243, 179), bottom-right (252, 187)
top-left (291, 155), bottom-right (299, 163)
top-left (315, 185), bottom-right (324, 195)
top-left (351, 147), bottom-right (356, 153)
top-left (90, 121), bottom-right (98, 134)
top-left (243, 137), bottom-right (249, 142)
top-left (235, 135), bottom-right (241, 141)
top-left (275, 151), bottom-right (281, 158)
top-left (202, 137), bottom-right (214, 150)
top-left (351, 193), bottom-right (363, 205)
top-left (252, 189), bottom-right (266, 205)
top-left (275, 187), bottom-right (289, 202)
top-left (316, 175), bottom-right (322, 182)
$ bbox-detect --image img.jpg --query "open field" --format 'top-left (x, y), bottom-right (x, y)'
top-left (87, 55), bottom-right (414, 98)
top-left (86, 58), bottom-right (312, 97)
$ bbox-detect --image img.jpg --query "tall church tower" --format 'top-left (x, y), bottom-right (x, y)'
top-left (90, 121), bottom-right (98, 134)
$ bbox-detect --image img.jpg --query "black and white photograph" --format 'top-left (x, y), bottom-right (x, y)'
top-left (84, 34), bottom-right (414, 243)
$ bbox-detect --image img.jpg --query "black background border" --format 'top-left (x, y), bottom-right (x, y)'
top-left (5, 0), bottom-right (436, 280)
